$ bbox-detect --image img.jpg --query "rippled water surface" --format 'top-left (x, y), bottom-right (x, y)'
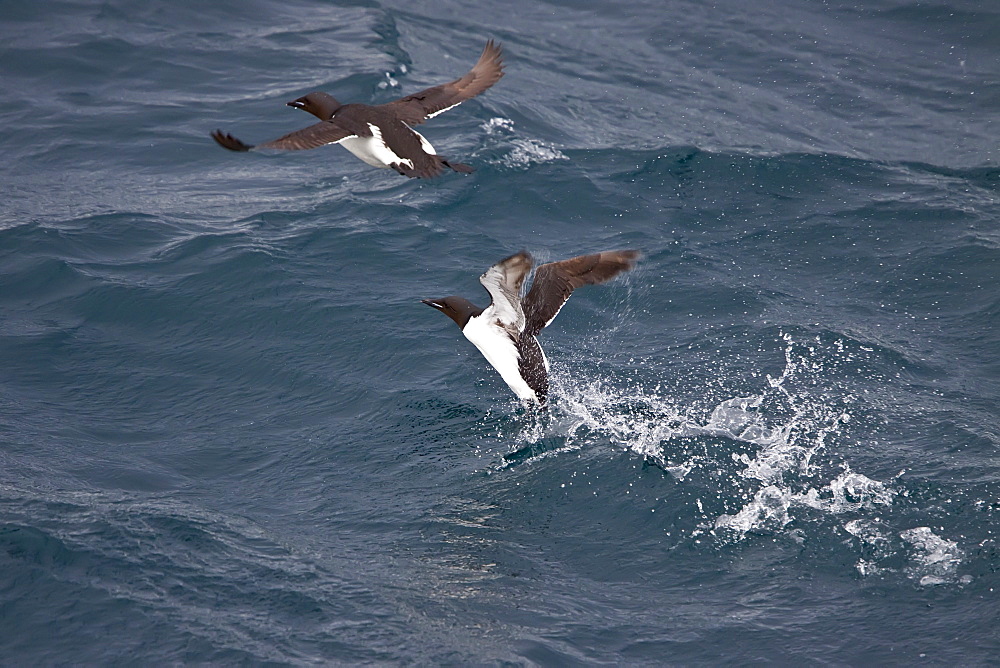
top-left (1, 0), bottom-right (998, 664)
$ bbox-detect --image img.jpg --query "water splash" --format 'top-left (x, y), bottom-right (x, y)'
top-left (376, 72), bottom-right (401, 90)
top-left (503, 332), bottom-right (970, 583)
top-left (479, 118), bottom-right (568, 169)
top-left (845, 521), bottom-right (970, 585)
top-left (715, 468), bottom-right (895, 535)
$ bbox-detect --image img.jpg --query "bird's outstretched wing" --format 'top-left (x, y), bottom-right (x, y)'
top-left (523, 250), bottom-right (639, 336)
top-left (212, 120), bottom-right (359, 152)
top-left (388, 40), bottom-right (504, 126)
top-left (479, 250), bottom-right (532, 334)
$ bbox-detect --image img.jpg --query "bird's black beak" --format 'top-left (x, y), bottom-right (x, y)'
top-left (421, 299), bottom-right (443, 309)
top-left (287, 100), bottom-right (305, 110)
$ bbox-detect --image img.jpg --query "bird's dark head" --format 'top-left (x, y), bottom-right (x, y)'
top-left (287, 92), bottom-right (342, 120)
top-left (421, 296), bottom-right (483, 329)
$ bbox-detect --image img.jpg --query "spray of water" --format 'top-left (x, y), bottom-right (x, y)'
top-left (498, 332), bottom-right (971, 584)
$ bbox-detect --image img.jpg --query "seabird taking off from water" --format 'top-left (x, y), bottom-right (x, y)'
top-left (422, 250), bottom-right (639, 405)
top-left (211, 40), bottom-right (504, 178)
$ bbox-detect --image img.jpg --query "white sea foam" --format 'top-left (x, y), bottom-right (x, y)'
top-left (899, 527), bottom-right (967, 585)
top-left (844, 521), bottom-right (970, 584)
top-left (376, 72), bottom-right (401, 90)
top-left (714, 470), bottom-right (895, 534)
top-left (479, 118), bottom-right (568, 169)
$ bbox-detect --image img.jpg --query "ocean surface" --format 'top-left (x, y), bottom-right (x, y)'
top-left (1, 0), bottom-right (998, 664)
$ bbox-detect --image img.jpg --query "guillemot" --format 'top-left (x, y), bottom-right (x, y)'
top-left (211, 40), bottom-right (504, 178)
top-left (422, 250), bottom-right (639, 405)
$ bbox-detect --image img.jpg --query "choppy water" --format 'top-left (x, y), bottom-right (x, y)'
top-left (1, 0), bottom-right (998, 664)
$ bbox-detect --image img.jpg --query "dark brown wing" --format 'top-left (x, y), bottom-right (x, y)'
top-left (212, 120), bottom-right (360, 152)
top-left (211, 130), bottom-right (253, 152)
top-left (523, 250), bottom-right (639, 336)
top-left (387, 40), bottom-right (504, 126)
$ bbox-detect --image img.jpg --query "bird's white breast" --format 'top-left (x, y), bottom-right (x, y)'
top-left (462, 314), bottom-right (539, 402)
top-left (337, 123), bottom-right (435, 169)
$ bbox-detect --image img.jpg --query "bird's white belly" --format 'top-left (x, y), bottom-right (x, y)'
top-left (338, 124), bottom-right (436, 169)
top-left (338, 135), bottom-right (398, 169)
top-left (463, 317), bottom-right (538, 403)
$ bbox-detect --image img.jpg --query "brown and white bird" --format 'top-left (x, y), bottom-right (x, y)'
top-left (211, 40), bottom-right (504, 178)
top-left (422, 250), bottom-right (639, 405)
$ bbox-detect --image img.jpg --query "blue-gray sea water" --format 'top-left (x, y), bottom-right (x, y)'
top-left (1, 0), bottom-right (998, 664)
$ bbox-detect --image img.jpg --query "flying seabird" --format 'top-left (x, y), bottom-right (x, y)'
top-left (422, 250), bottom-right (639, 404)
top-left (211, 40), bottom-right (504, 178)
